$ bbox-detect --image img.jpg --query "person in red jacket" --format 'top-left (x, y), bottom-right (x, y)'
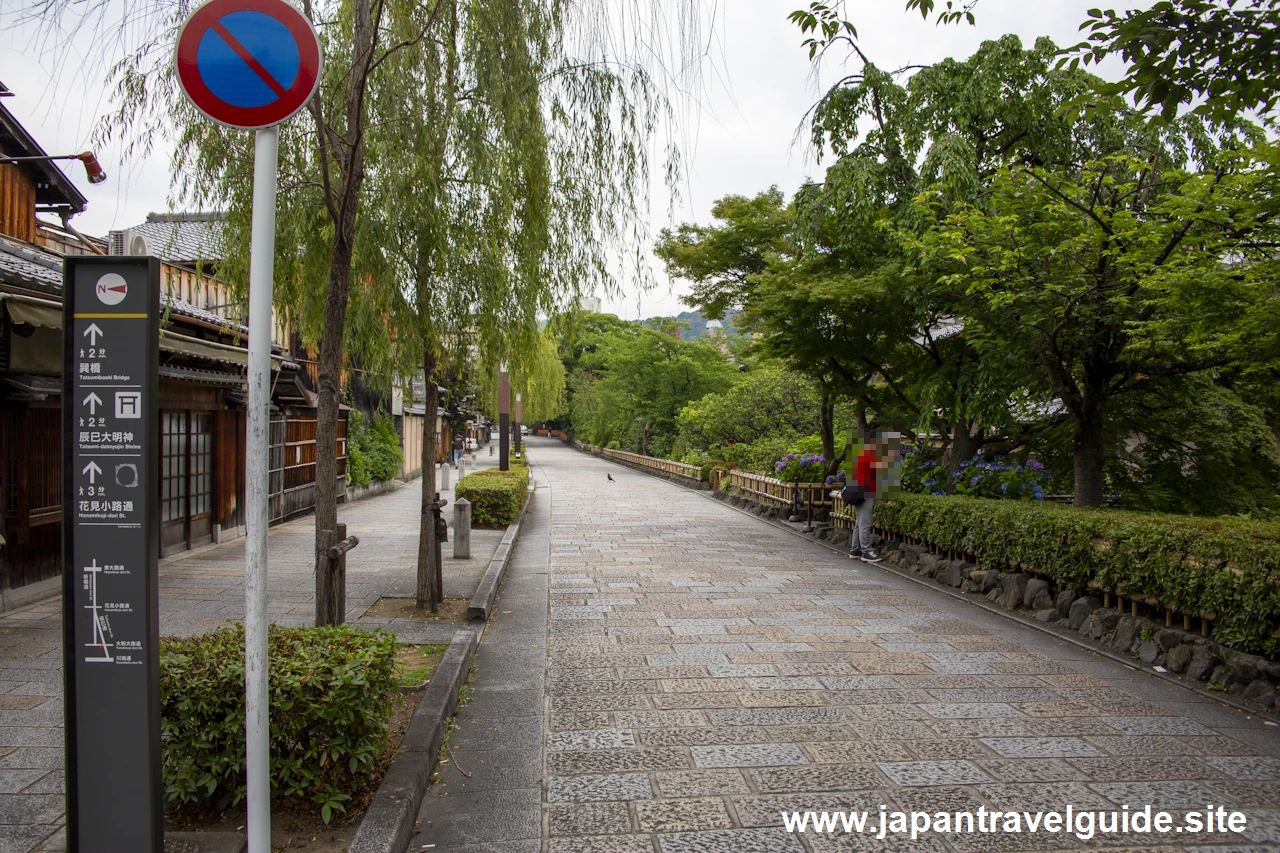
top-left (847, 434), bottom-right (901, 562)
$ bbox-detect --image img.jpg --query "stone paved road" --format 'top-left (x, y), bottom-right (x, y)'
top-left (506, 438), bottom-right (1279, 853)
top-left (0, 459), bottom-right (498, 853)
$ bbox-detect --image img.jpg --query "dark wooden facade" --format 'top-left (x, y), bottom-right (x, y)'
top-left (0, 163), bottom-right (36, 244)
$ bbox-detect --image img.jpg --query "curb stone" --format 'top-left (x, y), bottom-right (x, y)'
top-left (347, 626), bottom-right (481, 853)
top-left (466, 483), bottom-right (535, 621)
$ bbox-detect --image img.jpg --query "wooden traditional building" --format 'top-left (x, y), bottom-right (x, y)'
top-left (0, 91), bottom-right (345, 606)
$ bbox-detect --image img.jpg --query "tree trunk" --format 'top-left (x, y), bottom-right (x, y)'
top-left (310, 0), bottom-right (372, 624)
top-left (416, 349), bottom-right (441, 610)
top-left (1073, 386), bottom-right (1106, 508)
top-left (819, 388), bottom-right (845, 476)
top-left (942, 421), bottom-right (982, 476)
top-left (312, 236), bottom-right (354, 625)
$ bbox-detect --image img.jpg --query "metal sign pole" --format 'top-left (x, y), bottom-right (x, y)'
top-left (244, 125), bottom-right (279, 853)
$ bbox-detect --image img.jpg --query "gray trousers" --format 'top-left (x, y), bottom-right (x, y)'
top-left (851, 494), bottom-right (876, 553)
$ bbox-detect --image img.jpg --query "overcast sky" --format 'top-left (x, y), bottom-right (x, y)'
top-left (0, 0), bottom-right (1135, 320)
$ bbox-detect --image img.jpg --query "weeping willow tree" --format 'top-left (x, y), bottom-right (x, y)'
top-left (369, 0), bottom-right (670, 608)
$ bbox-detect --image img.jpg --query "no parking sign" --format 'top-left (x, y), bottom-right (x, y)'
top-left (163, 2), bottom-right (323, 852)
top-left (175, 0), bottom-right (322, 129)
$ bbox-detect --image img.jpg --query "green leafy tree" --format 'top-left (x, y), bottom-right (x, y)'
top-left (654, 188), bottom-right (794, 320)
top-left (796, 0), bottom-right (1280, 125)
top-left (904, 138), bottom-right (1280, 507)
top-left (567, 320), bottom-right (736, 455)
top-left (674, 365), bottom-right (823, 452)
top-left (1071, 1), bottom-right (1280, 124)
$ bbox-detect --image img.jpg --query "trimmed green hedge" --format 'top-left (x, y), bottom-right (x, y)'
top-left (455, 467), bottom-right (531, 526)
top-left (160, 625), bottom-right (399, 822)
top-left (873, 494), bottom-right (1280, 655)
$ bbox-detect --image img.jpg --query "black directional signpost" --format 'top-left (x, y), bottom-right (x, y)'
top-left (61, 256), bottom-right (162, 852)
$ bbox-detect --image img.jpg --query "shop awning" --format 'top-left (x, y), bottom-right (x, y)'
top-left (159, 331), bottom-right (282, 369)
top-left (2, 293), bottom-right (62, 329)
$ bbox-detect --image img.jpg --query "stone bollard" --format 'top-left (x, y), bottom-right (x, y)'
top-left (453, 498), bottom-right (471, 559)
top-left (489, 443), bottom-right (494, 456)
top-left (439, 462), bottom-right (450, 490)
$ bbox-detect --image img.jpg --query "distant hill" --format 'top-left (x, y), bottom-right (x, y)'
top-left (648, 310), bottom-right (739, 340)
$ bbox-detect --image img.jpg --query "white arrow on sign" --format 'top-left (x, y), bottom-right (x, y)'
top-left (83, 323), bottom-right (104, 345)
top-left (82, 461), bottom-right (102, 484)
top-left (83, 392), bottom-right (103, 414)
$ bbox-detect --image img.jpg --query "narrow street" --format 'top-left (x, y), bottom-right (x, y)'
top-left (419, 437), bottom-right (1280, 853)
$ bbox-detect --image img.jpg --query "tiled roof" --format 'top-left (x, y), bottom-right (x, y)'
top-left (121, 213), bottom-right (225, 264)
top-left (0, 236), bottom-right (62, 294)
top-left (161, 292), bottom-right (248, 334)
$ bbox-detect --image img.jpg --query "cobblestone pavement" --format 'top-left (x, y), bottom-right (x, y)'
top-left (525, 438), bottom-right (1280, 853)
top-left (0, 457), bottom-right (497, 853)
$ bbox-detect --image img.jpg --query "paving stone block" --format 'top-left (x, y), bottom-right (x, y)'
top-left (547, 729), bottom-right (636, 751)
top-left (638, 726), bottom-right (772, 747)
top-left (548, 748), bottom-right (689, 775)
top-left (612, 710), bottom-right (706, 728)
top-left (705, 707), bottom-right (849, 726)
top-left (750, 762), bottom-right (881, 793)
top-left (689, 743), bottom-right (808, 768)
top-left (635, 797), bottom-right (733, 832)
top-left (549, 712), bottom-right (612, 731)
top-left (876, 760), bottom-right (992, 786)
top-left (979, 737), bottom-right (1103, 758)
top-left (653, 770), bottom-right (750, 799)
top-left (547, 773), bottom-right (653, 803)
top-left (548, 802), bottom-right (633, 836)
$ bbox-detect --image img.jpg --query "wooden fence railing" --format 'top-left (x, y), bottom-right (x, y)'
top-left (727, 470), bottom-right (791, 506)
top-left (597, 448), bottom-right (703, 482)
top-left (728, 471), bottom-right (839, 513)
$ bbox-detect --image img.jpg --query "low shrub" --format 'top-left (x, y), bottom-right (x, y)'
top-left (873, 494), bottom-right (1280, 655)
top-left (160, 625), bottom-right (399, 822)
top-left (455, 467), bottom-right (531, 526)
top-left (346, 411), bottom-right (403, 486)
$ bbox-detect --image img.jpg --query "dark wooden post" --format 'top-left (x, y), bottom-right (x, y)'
top-left (334, 522), bottom-right (347, 623)
top-left (316, 527), bottom-right (336, 626)
top-left (499, 363), bottom-right (510, 471)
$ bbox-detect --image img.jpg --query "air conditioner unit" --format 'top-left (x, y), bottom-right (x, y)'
top-left (108, 228), bottom-right (151, 257)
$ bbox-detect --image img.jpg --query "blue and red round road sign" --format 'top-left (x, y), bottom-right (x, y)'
top-left (175, 0), bottom-right (322, 130)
